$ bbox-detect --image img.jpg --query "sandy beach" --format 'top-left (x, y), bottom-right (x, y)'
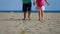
top-left (0, 13), bottom-right (60, 34)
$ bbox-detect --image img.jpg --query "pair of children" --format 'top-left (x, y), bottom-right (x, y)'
top-left (22, 0), bottom-right (49, 20)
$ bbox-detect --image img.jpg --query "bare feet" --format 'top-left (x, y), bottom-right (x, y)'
top-left (28, 16), bottom-right (31, 20)
top-left (22, 18), bottom-right (27, 20)
top-left (28, 18), bottom-right (31, 20)
top-left (28, 17), bottom-right (31, 20)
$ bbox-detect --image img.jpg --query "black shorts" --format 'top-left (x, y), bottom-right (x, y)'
top-left (23, 3), bottom-right (31, 12)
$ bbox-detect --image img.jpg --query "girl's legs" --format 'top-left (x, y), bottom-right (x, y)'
top-left (41, 10), bottom-right (44, 20)
top-left (38, 10), bottom-right (41, 20)
top-left (37, 7), bottom-right (41, 20)
top-left (41, 6), bottom-right (45, 20)
top-left (38, 7), bottom-right (44, 20)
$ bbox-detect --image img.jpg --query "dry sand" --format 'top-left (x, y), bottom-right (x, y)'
top-left (0, 13), bottom-right (60, 34)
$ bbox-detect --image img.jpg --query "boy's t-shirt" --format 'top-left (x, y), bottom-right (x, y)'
top-left (22, 0), bottom-right (31, 4)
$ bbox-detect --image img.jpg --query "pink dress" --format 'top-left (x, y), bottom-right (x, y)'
top-left (37, 0), bottom-right (44, 7)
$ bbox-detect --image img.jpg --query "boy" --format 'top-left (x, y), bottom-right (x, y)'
top-left (33, 0), bottom-right (49, 20)
top-left (22, 0), bottom-right (32, 20)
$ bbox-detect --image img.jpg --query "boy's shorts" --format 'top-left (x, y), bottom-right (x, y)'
top-left (23, 3), bottom-right (31, 12)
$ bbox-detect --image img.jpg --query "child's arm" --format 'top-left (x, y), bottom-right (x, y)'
top-left (45, 0), bottom-right (49, 5)
top-left (33, 0), bottom-right (37, 6)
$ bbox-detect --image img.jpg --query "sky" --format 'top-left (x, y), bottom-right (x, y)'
top-left (0, 0), bottom-right (60, 11)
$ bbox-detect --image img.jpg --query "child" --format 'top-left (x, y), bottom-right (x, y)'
top-left (22, 0), bottom-right (32, 20)
top-left (33, 0), bottom-right (49, 20)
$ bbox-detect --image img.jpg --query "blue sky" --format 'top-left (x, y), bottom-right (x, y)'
top-left (0, 0), bottom-right (60, 11)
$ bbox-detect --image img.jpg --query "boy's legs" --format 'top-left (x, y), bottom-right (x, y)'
top-left (27, 3), bottom-right (31, 20)
top-left (23, 4), bottom-right (27, 20)
top-left (28, 11), bottom-right (31, 20)
top-left (24, 12), bottom-right (26, 19)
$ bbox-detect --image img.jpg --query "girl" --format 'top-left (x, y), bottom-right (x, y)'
top-left (33, 0), bottom-right (49, 20)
